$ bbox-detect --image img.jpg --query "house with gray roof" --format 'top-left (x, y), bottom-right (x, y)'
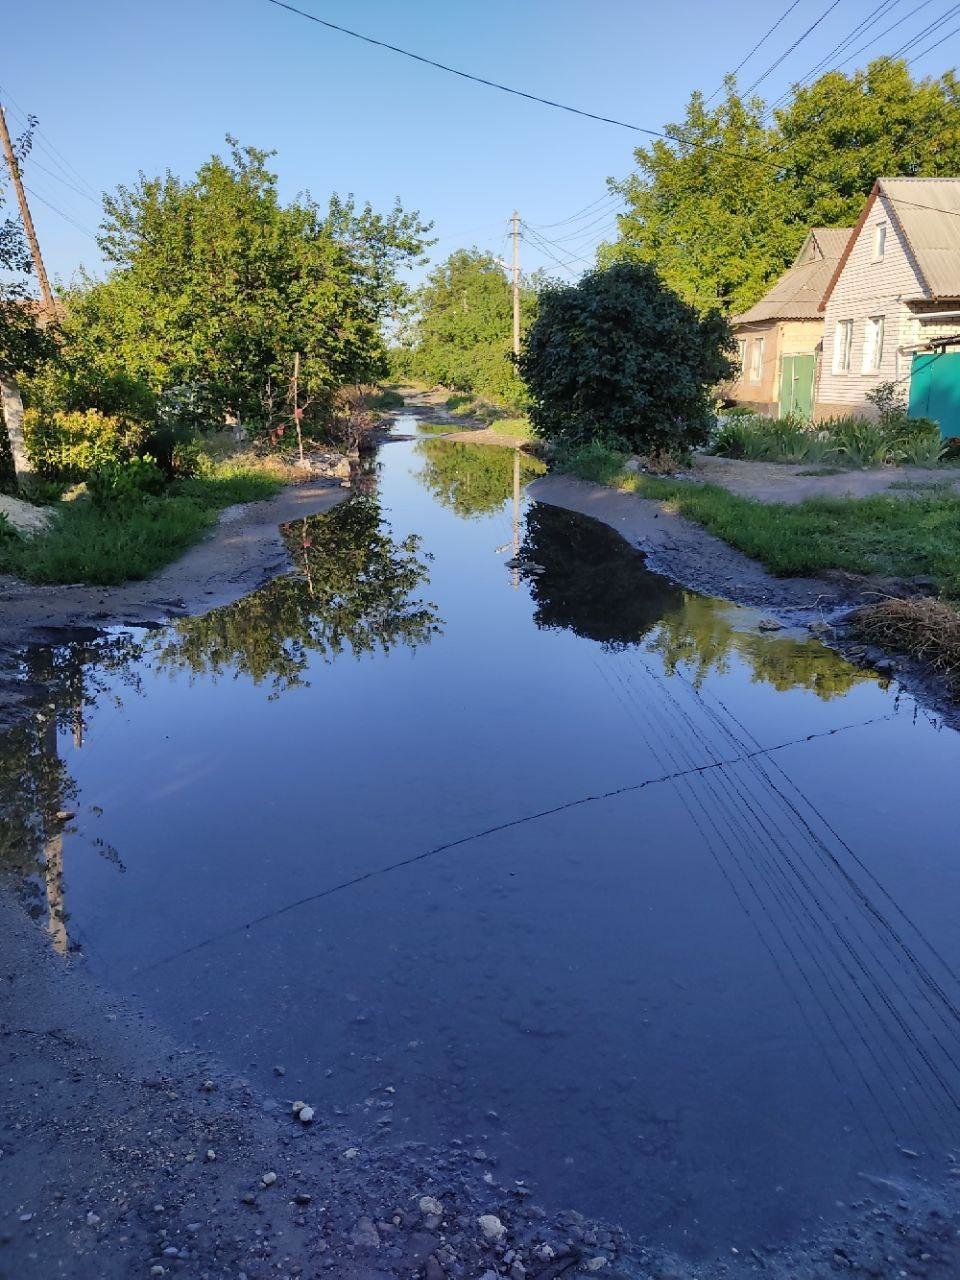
top-left (816, 177), bottom-right (960, 436)
top-left (725, 227), bottom-right (852, 419)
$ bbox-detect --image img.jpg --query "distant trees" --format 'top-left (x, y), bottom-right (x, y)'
top-left (605, 58), bottom-right (960, 314)
top-left (519, 261), bottom-right (734, 456)
top-left (401, 250), bottom-right (536, 407)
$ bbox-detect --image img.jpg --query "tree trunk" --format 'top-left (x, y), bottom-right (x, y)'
top-left (0, 376), bottom-right (32, 488)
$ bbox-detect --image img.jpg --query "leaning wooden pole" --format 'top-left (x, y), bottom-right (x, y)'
top-left (0, 100), bottom-right (55, 319)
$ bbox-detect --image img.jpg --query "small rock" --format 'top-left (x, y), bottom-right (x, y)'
top-left (163, 1246), bottom-right (179, 1257)
top-left (351, 1215), bottom-right (381, 1248)
top-left (419, 1196), bottom-right (444, 1217)
top-left (478, 1214), bottom-right (506, 1243)
top-left (205, 1149), bottom-right (216, 1162)
top-left (85, 1211), bottom-right (100, 1227)
top-left (342, 1147), bottom-right (359, 1159)
top-left (240, 1193), bottom-right (257, 1206)
top-left (150, 1269), bottom-right (165, 1278)
top-left (273, 1065), bottom-right (286, 1076)
top-left (261, 1171), bottom-right (278, 1187)
top-left (294, 1192), bottom-right (312, 1206)
top-left (586, 1259), bottom-right (608, 1272)
top-left (425, 1257), bottom-right (445, 1280)
top-left (298, 1105), bottom-right (315, 1124)
top-left (200, 1079), bottom-right (215, 1092)
top-left (292, 1100), bottom-right (307, 1114)
top-left (758, 617), bottom-right (782, 632)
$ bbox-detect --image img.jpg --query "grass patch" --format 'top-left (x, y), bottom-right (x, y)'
top-left (849, 597), bottom-right (960, 691)
top-left (486, 416), bottom-right (534, 442)
top-left (368, 387), bottom-right (405, 412)
top-left (560, 445), bottom-right (960, 596)
top-left (629, 476), bottom-right (960, 596)
top-left (0, 457), bottom-right (287, 586)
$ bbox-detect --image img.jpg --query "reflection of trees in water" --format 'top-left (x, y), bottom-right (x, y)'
top-left (523, 502), bottom-right (868, 701)
top-left (647, 597), bottom-right (870, 700)
top-left (0, 638), bottom-right (141, 951)
top-left (154, 493), bottom-right (441, 694)
top-left (522, 502), bottom-right (683, 646)
top-left (416, 439), bottom-right (545, 518)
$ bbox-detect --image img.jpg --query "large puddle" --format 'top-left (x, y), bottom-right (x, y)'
top-left (5, 418), bottom-right (960, 1262)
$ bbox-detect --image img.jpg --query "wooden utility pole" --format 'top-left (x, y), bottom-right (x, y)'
top-left (0, 101), bottom-right (55, 318)
top-left (511, 210), bottom-right (521, 357)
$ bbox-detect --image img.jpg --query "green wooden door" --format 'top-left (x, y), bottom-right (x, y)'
top-left (779, 354), bottom-right (815, 419)
top-left (908, 352), bottom-right (960, 438)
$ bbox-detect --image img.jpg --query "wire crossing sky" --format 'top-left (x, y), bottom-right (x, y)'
top-left (3, 0), bottom-right (959, 286)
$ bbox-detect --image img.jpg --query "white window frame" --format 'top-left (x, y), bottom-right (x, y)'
top-left (833, 320), bottom-right (853, 374)
top-left (862, 314), bottom-right (885, 374)
top-left (736, 338), bottom-right (747, 377)
top-left (873, 222), bottom-right (887, 262)
top-left (749, 337), bottom-right (764, 383)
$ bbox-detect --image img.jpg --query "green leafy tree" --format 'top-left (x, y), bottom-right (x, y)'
top-left (607, 58), bottom-right (960, 314)
top-left (519, 261), bottom-right (735, 455)
top-left (604, 86), bottom-right (789, 314)
top-left (776, 58), bottom-right (960, 227)
top-left (406, 250), bottom-right (536, 407)
top-left (61, 139), bottom-right (431, 427)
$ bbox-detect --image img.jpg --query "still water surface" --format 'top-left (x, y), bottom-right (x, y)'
top-left (6, 419), bottom-right (960, 1260)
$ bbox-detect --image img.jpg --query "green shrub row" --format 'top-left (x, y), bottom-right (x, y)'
top-left (713, 411), bottom-right (945, 468)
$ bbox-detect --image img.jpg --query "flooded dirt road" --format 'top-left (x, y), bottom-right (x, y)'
top-left (4, 417), bottom-right (960, 1267)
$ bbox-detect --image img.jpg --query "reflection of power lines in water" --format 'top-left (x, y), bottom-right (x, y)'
top-left (594, 648), bottom-right (960, 1151)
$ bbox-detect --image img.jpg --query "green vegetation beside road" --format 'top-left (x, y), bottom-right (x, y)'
top-left (560, 444), bottom-right (960, 597)
top-left (0, 454), bottom-right (287, 586)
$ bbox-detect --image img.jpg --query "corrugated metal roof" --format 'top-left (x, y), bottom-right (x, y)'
top-left (732, 227), bottom-right (852, 325)
top-left (880, 178), bottom-right (960, 300)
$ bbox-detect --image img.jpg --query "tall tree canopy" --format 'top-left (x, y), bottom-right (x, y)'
top-left (404, 249), bottom-right (537, 407)
top-left (61, 139), bottom-right (430, 423)
top-left (606, 58), bottom-right (960, 315)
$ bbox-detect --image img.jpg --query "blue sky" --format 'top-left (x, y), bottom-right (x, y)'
top-left (3, 0), bottom-right (958, 290)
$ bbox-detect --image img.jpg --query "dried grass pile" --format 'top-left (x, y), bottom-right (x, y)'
top-left (849, 597), bottom-right (960, 690)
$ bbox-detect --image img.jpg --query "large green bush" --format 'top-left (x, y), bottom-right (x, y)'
top-left (23, 408), bottom-right (149, 480)
top-left (519, 261), bottom-right (735, 456)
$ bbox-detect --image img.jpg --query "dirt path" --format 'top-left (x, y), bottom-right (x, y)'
top-left (687, 453), bottom-right (960, 503)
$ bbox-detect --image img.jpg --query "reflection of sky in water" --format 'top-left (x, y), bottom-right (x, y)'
top-left (4, 433), bottom-right (960, 1263)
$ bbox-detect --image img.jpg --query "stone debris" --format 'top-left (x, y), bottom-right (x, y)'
top-left (260, 1171), bottom-right (277, 1187)
top-left (478, 1213), bottom-right (506, 1243)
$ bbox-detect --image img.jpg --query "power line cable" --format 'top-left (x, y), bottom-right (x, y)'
top-left (529, 192), bottom-right (623, 230)
top-left (765, 0), bottom-right (907, 111)
top-left (886, 1), bottom-right (960, 56)
top-left (907, 20), bottom-right (960, 57)
top-left (705, 0), bottom-right (804, 102)
top-left (22, 184), bottom-right (98, 240)
top-left (829, 0), bottom-right (957, 69)
top-left (265, 0), bottom-right (673, 136)
top-left (25, 154), bottom-right (100, 205)
top-left (744, 0), bottom-right (844, 94)
top-left (0, 83), bottom-right (99, 199)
